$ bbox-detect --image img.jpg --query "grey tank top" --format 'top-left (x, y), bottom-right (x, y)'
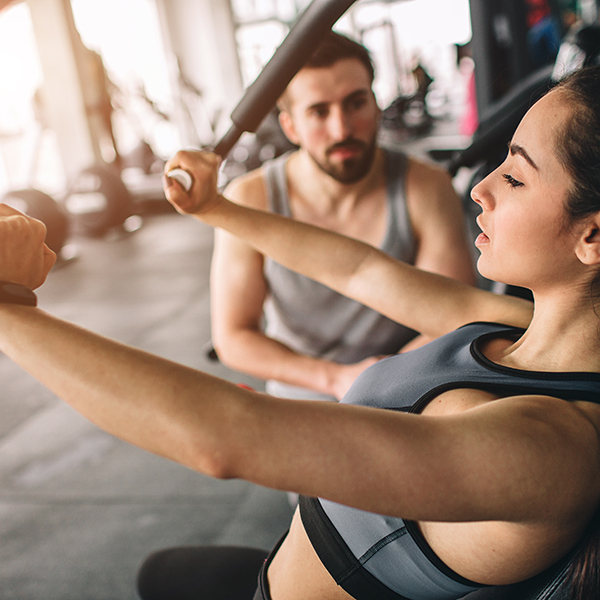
top-left (300, 322), bottom-right (600, 600)
top-left (262, 149), bottom-right (418, 400)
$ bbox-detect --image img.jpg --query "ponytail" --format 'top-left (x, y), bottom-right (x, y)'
top-left (567, 508), bottom-right (600, 599)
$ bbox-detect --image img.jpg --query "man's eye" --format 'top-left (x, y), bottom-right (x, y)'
top-left (502, 173), bottom-right (524, 188)
top-left (348, 98), bottom-right (367, 110)
top-left (310, 108), bottom-right (328, 118)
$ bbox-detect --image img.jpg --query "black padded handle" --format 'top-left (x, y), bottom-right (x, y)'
top-left (213, 0), bottom-right (357, 157)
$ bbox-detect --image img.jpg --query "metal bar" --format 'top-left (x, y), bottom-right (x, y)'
top-left (213, 0), bottom-right (357, 158)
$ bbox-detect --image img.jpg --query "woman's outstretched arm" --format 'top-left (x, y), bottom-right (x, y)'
top-left (0, 303), bottom-right (597, 531)
top-left (164, 151), bottom-right (533, 338)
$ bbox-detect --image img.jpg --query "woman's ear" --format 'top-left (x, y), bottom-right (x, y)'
top-left (278, 111), bottom-right (300, 145)
top-left (575, 215), bottom-right (600, 265)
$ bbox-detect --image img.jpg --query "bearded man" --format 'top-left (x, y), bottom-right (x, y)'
top-left (211, 32), bottom-right (475, 401)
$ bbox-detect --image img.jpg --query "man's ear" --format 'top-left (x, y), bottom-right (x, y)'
top-left (575, 215), bottom-right (600, 265)
top-left (278, 111), bottom-right (300, 145)
top-left (373, 92), bottom-right (382, 121)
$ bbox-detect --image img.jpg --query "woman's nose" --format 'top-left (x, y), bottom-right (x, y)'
top-left (470, 181), bottom-right (484, 207)
top-left (470, 173), bottom-right (493, 209)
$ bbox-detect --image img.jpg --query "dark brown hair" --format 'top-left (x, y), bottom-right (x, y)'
top-left (278, 31), bottom-right (375, 112)
top-left (551, 66), bottom-right (600, 599)
top-left (554, 67), bottom-right (600, 304)
top-left (554, 67), bottom-right (600, 224)
top-left (566, 508), bottom-right (600, 600)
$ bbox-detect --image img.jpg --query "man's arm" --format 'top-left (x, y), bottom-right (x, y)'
top-left (211, 170), bottom-right (380, 399)
top-left (406, 158), bottom-right (476, 285)
top-left (398, 158), bottom-right (477, 351)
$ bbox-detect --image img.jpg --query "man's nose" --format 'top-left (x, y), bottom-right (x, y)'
top-left (328, 107), bottom-right (352, 141)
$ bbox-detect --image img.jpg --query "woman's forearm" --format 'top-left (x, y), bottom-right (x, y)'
top-left (164, 151), bottom-right (533, 338)
top-left (0, 304), bottom-right (410, 515)
top-left (165, 151), bottom-right (377, 300)
top-left (0, 304), bottom-right (393, 503)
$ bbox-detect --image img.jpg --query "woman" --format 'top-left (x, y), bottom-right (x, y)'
top-left (1, 69), bottom-right (599, 600)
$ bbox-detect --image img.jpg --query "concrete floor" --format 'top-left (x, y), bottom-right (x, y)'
top-left (0, 209), bottom-right (293, 599)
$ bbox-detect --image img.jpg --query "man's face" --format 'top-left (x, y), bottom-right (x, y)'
top-left (279, 58), bottom-right (380, 184)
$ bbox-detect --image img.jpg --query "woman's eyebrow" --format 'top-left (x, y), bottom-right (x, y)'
top-left (509, 142), bottom-right (539, 170)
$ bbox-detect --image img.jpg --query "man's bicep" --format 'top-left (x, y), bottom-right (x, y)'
top-left (414, 221), bottom-right (475, 284)
top-left (212, 169), bottom-right (271, 337)
top-left (408, 163), bottom-right (475, 284)
top-left (224, 169), bottom-right (269, 210)
top-left (210, 230), bottom-right (267, 339)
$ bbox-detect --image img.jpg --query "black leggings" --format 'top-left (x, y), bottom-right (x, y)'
top-left (137, 535), bottom-right (285, 600)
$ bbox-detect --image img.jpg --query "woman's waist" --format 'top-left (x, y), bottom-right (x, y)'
top-left (266, 509), bottom-right (355, 600)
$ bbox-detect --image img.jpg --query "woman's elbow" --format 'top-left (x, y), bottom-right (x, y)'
top-left (185, 440), bottom-right (239, 481)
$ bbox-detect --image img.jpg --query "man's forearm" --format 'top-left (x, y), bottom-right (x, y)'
top-left (214, 328), bottom-right (347, 398)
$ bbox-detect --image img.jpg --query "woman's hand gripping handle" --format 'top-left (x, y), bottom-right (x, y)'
top-left (164, 151), bottom-right (222, 216)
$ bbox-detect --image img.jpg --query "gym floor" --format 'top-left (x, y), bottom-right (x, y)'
top-left (0, 208), bottom-right (293, 599)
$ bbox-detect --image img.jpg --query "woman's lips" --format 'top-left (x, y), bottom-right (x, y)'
top-left (475, 232), bottom-right (490, 246)
top-left (475, 216), bottom-right (489, 246)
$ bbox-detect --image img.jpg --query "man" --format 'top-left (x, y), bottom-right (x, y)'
top-left (211, 32), bottom-right (475, 401)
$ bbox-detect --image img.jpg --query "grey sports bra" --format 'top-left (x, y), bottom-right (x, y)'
top-left (300, 322), bottom-right (600, 600)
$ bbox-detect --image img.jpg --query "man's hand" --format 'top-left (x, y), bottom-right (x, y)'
top-left (0, 204), bottom-right (56, 289)
top-left (163, 150), bottom-right (223, 215)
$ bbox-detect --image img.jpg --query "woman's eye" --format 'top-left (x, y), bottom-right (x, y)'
top-left (502, 173), bottom-right (524, 188)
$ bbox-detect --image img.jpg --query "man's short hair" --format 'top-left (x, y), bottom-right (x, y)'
top-left (278, 31), bottom-right (375, 112)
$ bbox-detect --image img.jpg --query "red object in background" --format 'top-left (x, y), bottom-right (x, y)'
top-left (460, 67), bottom-right (479, 137)
top-left (526, 0), bottom-right (551, 28)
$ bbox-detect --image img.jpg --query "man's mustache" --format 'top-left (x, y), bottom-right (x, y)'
top-left (326, 139), bottom-right (367, 156)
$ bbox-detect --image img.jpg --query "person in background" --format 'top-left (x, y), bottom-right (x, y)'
top-left (212, 31), bottom-right (475, 402)
top-left (526, 0), bottom-right (563, 67)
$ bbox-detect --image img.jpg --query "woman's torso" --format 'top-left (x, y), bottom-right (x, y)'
top-left (267, 323), bottom-right (600, 599)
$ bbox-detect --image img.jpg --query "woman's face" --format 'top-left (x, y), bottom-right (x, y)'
top-left (471, 91), bottom-right (580, 292)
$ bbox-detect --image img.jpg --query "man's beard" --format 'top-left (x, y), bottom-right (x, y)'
top-left (309, 136), bottom-right (377, 184)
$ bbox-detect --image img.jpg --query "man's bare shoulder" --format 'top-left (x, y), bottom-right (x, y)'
top-left (404, 155), bottom-right (462, 214)
top-left (224, 168), bottom-right (269, 210)
top-left (405, 155), bottom-right (454, 188)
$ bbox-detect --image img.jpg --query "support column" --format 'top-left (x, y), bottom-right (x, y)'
top-left (155, 0), bottom-right (243, 147)
top-left (26, 0), bottom-right (98, 182)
